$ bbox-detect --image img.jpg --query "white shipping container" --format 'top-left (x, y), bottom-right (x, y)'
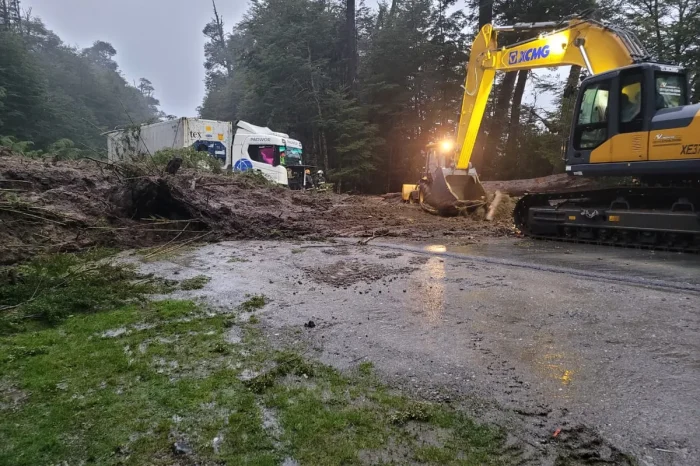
top-left (106, 118), bottom-right (233, 163)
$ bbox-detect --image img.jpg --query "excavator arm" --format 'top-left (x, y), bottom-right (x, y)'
top-left (455, 19), bottom-right (649, 170)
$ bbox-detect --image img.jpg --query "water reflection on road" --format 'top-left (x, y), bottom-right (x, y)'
top-left (407, 244), bottom-right (447, 324)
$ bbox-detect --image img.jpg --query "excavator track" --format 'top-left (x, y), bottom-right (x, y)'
top-left (514, 186), bottom-right (700, 253)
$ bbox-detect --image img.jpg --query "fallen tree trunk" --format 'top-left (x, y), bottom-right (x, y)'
top-left (482, 173), bottom-right (596, 197)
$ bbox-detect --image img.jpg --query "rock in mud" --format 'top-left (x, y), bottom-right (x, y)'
top-left (172, 440), bottom-right (192, 456)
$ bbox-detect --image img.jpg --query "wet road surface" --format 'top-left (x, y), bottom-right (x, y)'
top-left (131, 238), bottom-right (700, 465)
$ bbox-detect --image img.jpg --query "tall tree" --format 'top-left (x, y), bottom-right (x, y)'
top-left (503, 69), bottom-right (529, 177)
top-left (346, 0), bottom-right (357, 90)
top-left (0, 0), bottom-right (21, 30)
top-left (0, 30), bottom-right (49, 144)
top-left (138, 78), bottom-right (155, 97)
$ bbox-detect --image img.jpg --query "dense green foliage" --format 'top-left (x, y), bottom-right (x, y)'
top-left (0, 1), bottom-right (163, 154)
top-left (200, 0), bottom-right (700, 187)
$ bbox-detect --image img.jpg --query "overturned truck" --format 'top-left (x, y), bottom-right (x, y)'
top-left (106, 119), bottom-right (310, 189)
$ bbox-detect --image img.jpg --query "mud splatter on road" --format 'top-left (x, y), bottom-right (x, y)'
top-left (303, 259), bottom-right (415, 287)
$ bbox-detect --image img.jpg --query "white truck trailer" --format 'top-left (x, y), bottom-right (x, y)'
top-left (105, 118), bottom-right (307, 187)
top-left (106, 118), bottom-right (232, 164)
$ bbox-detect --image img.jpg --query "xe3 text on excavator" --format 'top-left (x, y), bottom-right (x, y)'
top-left (407, 15), bottom-right (700, 251)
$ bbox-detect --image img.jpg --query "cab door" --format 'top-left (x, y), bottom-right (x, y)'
top-left (570, 78), bottom-right (613, 166)
top-left (244, 140), bottom-right (279, 181)
top-left (610, 70), bottom-right (649, 162)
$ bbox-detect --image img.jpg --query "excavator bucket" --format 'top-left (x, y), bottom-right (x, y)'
top-left (401, 184), bottom-right (418, 202)
top-left (419, 167), bottom-right (487, 216)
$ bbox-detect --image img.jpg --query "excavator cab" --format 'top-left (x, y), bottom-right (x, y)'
top-left (565, 62), bottom-right (693, 177)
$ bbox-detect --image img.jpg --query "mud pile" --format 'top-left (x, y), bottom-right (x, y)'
top-left (0, 154), bottom-right (514, 263)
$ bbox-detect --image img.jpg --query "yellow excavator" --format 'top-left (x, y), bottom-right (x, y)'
top-left (404, 15), bottom-right (700, 250)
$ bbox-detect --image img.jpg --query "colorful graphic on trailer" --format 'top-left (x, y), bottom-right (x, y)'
top-left (192, 140), bottom-right (227, 162)
top-left (233, 158), bottom-right (253, 172)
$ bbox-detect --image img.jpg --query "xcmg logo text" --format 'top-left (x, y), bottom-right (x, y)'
top-left (508, 45), bottom-right (550, 65)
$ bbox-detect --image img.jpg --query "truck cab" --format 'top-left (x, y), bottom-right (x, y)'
top-left (226, 120), bottom-right (306, 187)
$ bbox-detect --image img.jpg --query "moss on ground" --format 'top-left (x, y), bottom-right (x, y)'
top-left (179, 275), bottom-right (210, 290)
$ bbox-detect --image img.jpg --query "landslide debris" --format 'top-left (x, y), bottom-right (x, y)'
top-left (0, 154), bottom-right (514, 264)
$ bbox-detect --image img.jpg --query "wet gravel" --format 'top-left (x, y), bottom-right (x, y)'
top-left (130, 238), bottom-right (700, 465)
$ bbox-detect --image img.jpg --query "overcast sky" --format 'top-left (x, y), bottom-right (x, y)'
top-left (23, 0), bottom-right (250, 117)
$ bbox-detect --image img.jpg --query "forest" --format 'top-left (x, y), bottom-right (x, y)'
top-left (2, 0), bottom-right (700, 190)
top-left (0, 0), bottom-right (164, 157)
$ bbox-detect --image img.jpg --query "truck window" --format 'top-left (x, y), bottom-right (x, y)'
top-left (655, 73), bottom-right (686, 110)
top-left (248, 145), bottom-right (275, 165)
top-left (574, 82), bottom-right (610, 150)
top-left (285, 147), bottom-right (303, 166)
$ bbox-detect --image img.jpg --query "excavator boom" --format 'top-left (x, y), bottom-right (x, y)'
top-left (455, 19), bottom-right (647, 170)
top-left (409, 17), bottom-right (649, 216)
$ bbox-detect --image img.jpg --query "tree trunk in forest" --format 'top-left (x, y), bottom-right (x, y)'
top-left (321, 131), bottom-right (329, 174)
top-left (311, 130), bottom-right (319, 168)
top-left (306, 43), bottom-right (329, 173)
top-left (346, 0), bottom-right (357, 91)
top-left (558, 65), bottom-right (581, 150)
top-left (211, 1), bottom-right (233, 76)
top-left (1, 0), bottom-right (9, 29)
top-left (389, 0), bottom-right (398, 19)
top-left (504, 69), bottom-right (528, 178)
top-left (478, 0), bottom-right (492, 30)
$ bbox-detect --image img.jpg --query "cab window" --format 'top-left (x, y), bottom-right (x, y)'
top-left (248, 145), bottom-right (275, 165)
top-left (619, 73), bottom-right (643, 133)
top-left (655, 73), bottom-right (686, 110)
top-left (574, 82), bottom-right (610, 150)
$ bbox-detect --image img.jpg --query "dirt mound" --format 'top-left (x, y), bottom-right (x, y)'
top-left (0, 155), bottom-right (514, 263)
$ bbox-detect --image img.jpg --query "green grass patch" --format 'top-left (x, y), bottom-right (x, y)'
top-left (179, 275), bottom-right (210, 290)
top-left (238, 294), bottom-right (267, 312)
top-left (0, 250), bottom-right (171, 334)
top-left (0, 299), bottom-right (279, 465)
top-left (251, 348), bottom-right (513, 465)
top-left (227, 256), bottom-right (250, 263)
top-left (0, 297), bottom-right (515, 465)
